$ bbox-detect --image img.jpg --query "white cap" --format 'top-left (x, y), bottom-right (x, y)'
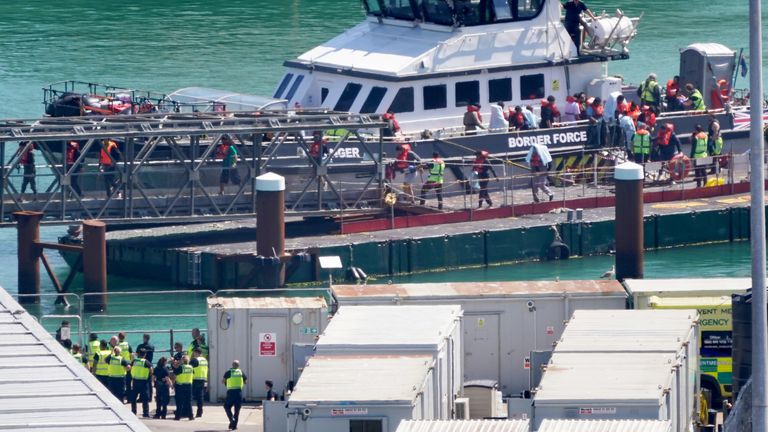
top-left (614, 162), bottom-right (644, 181)
top-left (256, 172), bottom-right (285, 192)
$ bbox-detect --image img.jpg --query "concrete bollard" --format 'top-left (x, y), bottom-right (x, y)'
top-left (614, 162), bottom-right (644, 280)
top-left (82, 220), bottom-right (108, 312)
top-left (256, 172), bottom-right (286, 288)
top-left (14, 211), bottom-right (43, 304)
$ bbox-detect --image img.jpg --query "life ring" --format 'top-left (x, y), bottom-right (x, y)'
top-left (546, 240), bottom-right (570, 260)
top-left (668, 154), bottom-right (691, 181)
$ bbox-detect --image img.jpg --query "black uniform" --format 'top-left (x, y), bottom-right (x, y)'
top-left (153, 366), bottom-right (171, 419)
top-left (130, 358), bottom-right (153, 417)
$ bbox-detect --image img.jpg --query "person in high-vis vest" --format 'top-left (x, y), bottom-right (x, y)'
top-left (87, 333), bottom-right (100, 368)
top-left (223, 360), bottom-right (248, 431)
top-left (130, 348), bottom-right (153, 417)
top-left (418, 152), bottom-right (445, 210)
top-left (118, 332), bottom-right (133, 401)
top-left (690, 124), bottom-right (709, 187)
top-left (190, 348), bottom-right (208, 418)
top-left (99, 139), bottom-right (121, 197)
top-left (106, 347), bottom-right (131, 401)
top-left (173, 355), bottom-right (195, 421)
top-left (632, 123), bottom-right (652, 164)
top-left (684, 83), bottom-right (707, 111)
top-left (92, 340), bottom-right (112, 387)
top-left (71, 343), bottom-right (88, 367)
top-left (187, 328), bottom-right (209, 359)
top-left (637, 73), bottom-right (661, 109)
top-left (708, 114), bottom-right (724, 175)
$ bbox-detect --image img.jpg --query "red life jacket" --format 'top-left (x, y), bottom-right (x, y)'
top-left (512, 112), bottom-right (525, 129)
top-left (100, 140), bottom-right (118, 165)
top-left (396, 144), bottom-right (412, 170)
top-left (473, 151), bottom-right (490, 173)
top-left (19, 147), bottom-right (30, 164)
top-left (309, 141), bottom-right (322, 157)
top-left (530, 151), bottom-right (542, 167)
top-left (665, 80), bottom-right (679, 98)
top-left (383, 112), bottom-right (400, 132)
top-left (657, 124), bottom-right (674, 146)
top-left (617, 102), bottom-right (629, 116)
top-left (593, 104), bottom-right (604, 117)
top-left (215, 143), bottom-right (229, 159)
top-left (66, 142), bottom-right (79, 164)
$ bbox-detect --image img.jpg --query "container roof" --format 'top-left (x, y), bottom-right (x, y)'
top-left (538, 419), bottom-right (672, 432)
top-left (0, 287), bottom-right (151, 431)
top-left (334, 280), bottom-right (626, 300)
top-left (555, 309), bottom-right (697, 353)
top-left (289, 354), bottom-right (433, 404)
top-left (623, 278), bottom-right (750, 295)
top-left (534, 352), bottom-right (675, 404)
top-left (316, 305), bottom-right (461, 351)
top-left (682, 43), bottom-right (735, 57)
top-left (396, 420), bottom-right (530, 432)
top-left (207, 296), bottom-right (327, 310)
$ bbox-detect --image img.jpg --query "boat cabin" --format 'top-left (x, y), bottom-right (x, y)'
top-left (276, 0), bottom-right (637, 132)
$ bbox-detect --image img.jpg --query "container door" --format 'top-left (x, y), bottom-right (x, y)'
top-left (464, 313), bottom-right (501, 383)
top-left (249, 315), bottom-right (288, 398)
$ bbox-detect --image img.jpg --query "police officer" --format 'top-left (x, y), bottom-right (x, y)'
top-left (173, 355), bottom-right (195, 421)
top-left (190, 348), bottom-right (208, 417)
top-left (117, 332), bottom-right (133, 401)
top-left (87, 333), bottom-right (100, 368)
top-left (71, 343), bottom-right (88, 367)
top-left (92, 340), bottom-right (112, 387)
top-left (223, 360), bottom-right (247, 431)
top-left (130, 348), bottom-right (153, 417)
top-left (418, 152), bottom-right (445, 210)
top-left (187, 328), bottom-right (209, 358)
top-left (106, 347), bottom-right (131, 401)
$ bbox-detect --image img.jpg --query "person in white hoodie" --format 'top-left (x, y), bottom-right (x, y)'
top-left (525, 143), bottom-right (554, 202)
top-left (489, 102), bottom-right (509, 131)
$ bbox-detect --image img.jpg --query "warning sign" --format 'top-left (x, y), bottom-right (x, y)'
top-left (580, 407), bottom-right (617, 415)
top-left (331, 408), bottom-right (368, 416)
top-left (546, 326), bottom-right (555, 336)
top-left (523, 356), bottom-right (531, 370)
top-left (259, 332), bottom-right (276, 357)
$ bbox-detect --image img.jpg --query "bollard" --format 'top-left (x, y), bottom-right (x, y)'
top-left (256, 172), bottom-right (286, 288)
top-left (14, 211), bottom-right (43, 304)
top-left (614, 162), bottom-right (644, 280)
top-left (82, 219), bottom-right (107, 312)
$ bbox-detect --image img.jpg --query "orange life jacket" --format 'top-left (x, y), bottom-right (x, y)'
top-left (66, 142), bottom-right (79, 164)
top-left (100, 141), bottom-right (117, 165)
top-left (657, 124), bottom-right (675, 146)
top-left (666, 80), bottom-right (679, 98)
top-left (593, 104), bottom-right (604, 117)
top-left (396, 144), bottom-right (412, 170)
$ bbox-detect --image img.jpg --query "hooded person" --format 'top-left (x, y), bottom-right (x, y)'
top-left (489, 102), bottom-right (509, 131)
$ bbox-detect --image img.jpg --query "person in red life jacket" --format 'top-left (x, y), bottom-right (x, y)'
top-left (307, 131), bottom-right (329, 165)
top-left (665, 75), bottom-right (682, 111)
top-left (614, 95), bottom-right (629, 120)
top-left (15, 142), bottom-right (37, 201)
top-left (539, 96), bottom-right (558, 129)
top-left (509, 106), bottom-right (526, 130)
top-left (710, 79), bottom-right (731, 110)
top-left (472, 150), bottom-right (498, 208)
top-left (653, 123), bottom-right (682, 183)
top-left (525, 143), bottom-right (554, 203)
top-left (463, 104), bottom-right (485, 134)
top-left (382, 111), bottom-right (400, 137)
top-left (638, 105), bottom-right (657, 131)
top-left (690, 124), bottom-right (709, 187)
top-left (627, 102), bottom-right (641, 128)
top-left (419, 152), bottom-right (445, 210)
top-left (588, 97), bottom-right (605, 147)
top-left (99, 139), bottom-right (122, 198)
top-left (393, 143), bottom-right (421, 203)
top-left (66, 140), bottom-right (83, 197)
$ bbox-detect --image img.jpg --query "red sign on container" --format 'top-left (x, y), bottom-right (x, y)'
top-left (259, 332), bottom-right (276, 357)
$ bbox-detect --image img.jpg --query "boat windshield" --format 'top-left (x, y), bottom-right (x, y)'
top-left (383, 0), bottom-right (417, 20)
top-left (418, 0), bottom-right (454, 25)
top-left (362, 0), bottom-right (544, 25)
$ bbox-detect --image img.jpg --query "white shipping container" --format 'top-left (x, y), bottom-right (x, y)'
top-left (537, 419), bottom-right (672, 432)
top-left (315, 305), bottom-right (463, 419)
top-left (533, 353), bottom-right (682, 431)
top-left (206, 296), bottom-right (329, 401)
top-left (333, 280), bottom-right (627, 396)
top-left (288, 354), bottom-right (437, 432)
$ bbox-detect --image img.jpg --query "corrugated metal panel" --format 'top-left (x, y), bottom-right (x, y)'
top-left (396, 419), bottom-right (530, 432)
top-left (537, 419), bottom-right (672, 432)
top-left (623, 278), bottom-right (750, 295)
top-left (207, 296), bottom-right (327, 309)
top-left (315, 305), bottom-right (461, 349)
top-left (333, 280), bottom-right (626, 300)
top-left (289, 354), bottom-right (433, 404)
top-left (534, 352), bottom-right (675, 403)
top-left (0, 287), bottom-right (151, 431)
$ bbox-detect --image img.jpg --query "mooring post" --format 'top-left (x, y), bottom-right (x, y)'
top-left (82, 219), bottom-right (107, 312)
top-left (14, 211), bottom-right (43, 304)
top-left (614, 162), bottom-right (644, 280)
top-left (256, 172), bottom-right (286, 288)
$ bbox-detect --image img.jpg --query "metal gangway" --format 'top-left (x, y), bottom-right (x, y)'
top-left (0, 110), bottom-right (388, 225)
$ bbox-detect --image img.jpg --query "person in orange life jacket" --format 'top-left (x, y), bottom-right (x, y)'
top-left (614, 95), bottom-right (629, 120)
top-left (665, 75), bottom-right (682, 111)
top-left (509, 106), bottom-right (526, 130)
top-left (308, 131), bottom-right (329, 165)
top-left (463, 104), bottom-right (485, 133)
top-left (627, 102), bottom-right (641, 128)
top-left (473, 150), bottom-right (498, 208)
top-left (690, 124), bottom-right (709, 187)
top-left (638, 105), bottom-right (658, 131)
top-left (419, 152), bottom-right (445, 210)
top-left (539, 96), bottom-right (559, 129)
top-left (66, 140), bottom-right (83, 197)
top-left (394, 143), bottom-right (421, 202)
top-left (526, 143), bottom-right (554, 203)
top-left (653, 123), bottom-right (682, 183)
top-left (99, 139), bottom-right (122, 197)
top-left (382, 111), bottom-right (400, 137)
top-left (15, 142), bottom-right (37, 201)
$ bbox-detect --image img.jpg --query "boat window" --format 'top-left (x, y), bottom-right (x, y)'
top-left (456, 0), bottom-right (544, 25)
top-left (454, 0), bottom-right (492, 26)
top-left (350, 419), bottom-right (383, 432)
top-left (517, 0), bottom-right (544, 20)
top-left (419, 0), bottom-right (454, 25)
top-left (520, 74), bottom-right (545, 99)
top-left (423, 84), bottom-right (447, 110)
top-left (489, 78), bottom-right (512, 102)
top-left (285, 75), bottom-right (305, 101)
top-left (273, 73), bottom-right (294, 99)
top-left (491, 0), bottom-right (513, 20)
top-left (334, 83), bottom-right (364, 111)
top-left (381, 0), bottom-right (417, 20)
top-left (388, 87), bottom-right (415, 113)
top-left (362, 0), bottom-right (384, 16)
top-left (455, 80), bottom-right (480, 107)
top-left (360, 87), bottom-right (388, 113)
top-left (321, 88), bottom-right (330, 105)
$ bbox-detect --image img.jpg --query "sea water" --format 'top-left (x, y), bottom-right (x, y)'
top-left (0, 0), bottom-right (761, 348)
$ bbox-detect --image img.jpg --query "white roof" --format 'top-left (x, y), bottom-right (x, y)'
top-left (682, 43), bottom-right (735, 57)
top-left (289, 354), bottom-right (433, 404)
top-left (207, 296), bottom-right (327, 310)
top-left (534, 353), bottom-right (675, 404)
top-left (623, 278), bottom-right (751, 295)
top-left (167, 87), bottom-right (288, 111)
top-left (0, 287), bottom-right (150, 431)
top-left (315, 305), bottom-right (461, 351)
top-left (397, 420), bottom-right (530, 432)
top-left (555, 309), bottom-right (696, 353)
top-left (537, 419), bottom-right (672, 432)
